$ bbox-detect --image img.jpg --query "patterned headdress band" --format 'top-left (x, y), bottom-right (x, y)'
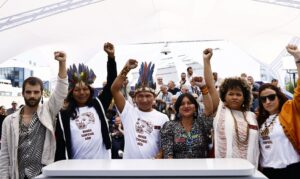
top-left (67, 63), bottom-right (96, 90)
top-left (135, 62), bottom-right (156, 95)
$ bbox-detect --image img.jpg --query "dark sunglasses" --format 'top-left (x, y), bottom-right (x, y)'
top-left (260, 94), bottom-right (277, 103)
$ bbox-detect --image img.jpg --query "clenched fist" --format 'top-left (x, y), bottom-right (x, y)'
top-left (286, 44), bottom-right (300, 61)
top-left (104, 42), bottom-right (115, 58)
top-left (54, 51), bottom-right (66, 62)
top-left (126, 59), bottom-right (138, 70)
top-left (203, 48), bottom-right (213, 61)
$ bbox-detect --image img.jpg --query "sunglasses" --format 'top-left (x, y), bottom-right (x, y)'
top-left (260, 94), bottom-right (277, 103)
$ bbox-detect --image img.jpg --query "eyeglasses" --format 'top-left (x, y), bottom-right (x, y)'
top-left (260, 94), bottom-right (277, 103)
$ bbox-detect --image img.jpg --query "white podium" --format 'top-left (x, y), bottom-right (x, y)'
top-left (35, 158), bottom-right (267, 179)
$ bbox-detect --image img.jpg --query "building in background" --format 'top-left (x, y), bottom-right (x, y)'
top-left (0, 67), bottom-right (33, 87)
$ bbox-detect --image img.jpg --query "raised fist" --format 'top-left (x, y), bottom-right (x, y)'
top-left (286, 44), bottom-right (300, 60)
top-left (126, 59), bottom-right (138, 70)
top-left (203, 48), bottom-right (213, 61)
top-left (54, 51), bottom-right (66, 62)
top-left (104, 42), bottom-right (115, 57)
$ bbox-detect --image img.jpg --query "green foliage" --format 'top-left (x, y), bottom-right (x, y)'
top-left (286, 82), bottom-right (295, 94)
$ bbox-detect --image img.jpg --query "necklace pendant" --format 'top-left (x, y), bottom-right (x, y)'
top-left (261, 128), bottom-right (269, 137)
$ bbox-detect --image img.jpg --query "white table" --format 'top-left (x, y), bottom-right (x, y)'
top-left (35, 158), bottom-right (267, 179)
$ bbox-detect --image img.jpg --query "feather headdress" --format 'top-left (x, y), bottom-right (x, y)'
top-left (67, 63), bottom-right (96, 90)
top-left (135, 62), bottom-right (156, 95)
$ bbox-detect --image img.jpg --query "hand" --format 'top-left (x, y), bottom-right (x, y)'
top-left (193, 76), bottom-right (203, 82)
top-left (54, 51), bottom-right (66, 62)
top-left (194, 76), bottom-right (205, 87)
top-left (104, 42), bottom-right (115, 57)
top-left (118, 124), bottom-right (123, 130)
top-left (126, 59), bottom-right (138, 70)
top-left (195, 82), bottom-right (206, 88)
top-left (286, 44), bottom-right (300, 61)
top-left (203, 48), bottom-right (213, 61)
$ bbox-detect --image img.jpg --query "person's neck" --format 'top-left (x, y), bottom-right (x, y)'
top-left (139, 108), bottom-right (153, 112)
top-left (23, 105), bottom-right (37, 115)
top-left (181, 117), bottom-right (193, 125)
top-left (180, 117), bottom-right (194, 132)
top-left (269, 110), bottom-right (279, 115)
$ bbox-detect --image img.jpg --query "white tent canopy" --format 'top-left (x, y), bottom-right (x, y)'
top-left (1, 0), bottom-right (300, 84)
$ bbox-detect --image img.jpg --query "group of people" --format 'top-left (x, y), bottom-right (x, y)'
top-left (0, 42), bottom-right (299, 179)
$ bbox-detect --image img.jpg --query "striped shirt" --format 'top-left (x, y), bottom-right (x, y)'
top-left (18, 110), bottom-right (46, 179)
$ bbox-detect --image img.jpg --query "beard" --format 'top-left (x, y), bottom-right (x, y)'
top-left (24, 97), bottom-right (41, 107)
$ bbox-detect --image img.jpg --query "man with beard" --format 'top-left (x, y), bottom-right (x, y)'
top-left (0, 51), bottom-right (68, 179)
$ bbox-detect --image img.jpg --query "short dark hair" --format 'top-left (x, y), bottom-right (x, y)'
top-left (22, 77), bottom-right (43, 94)
top-left (271, 78), bottom-right (278, 83)
top-left (187, 67), bottom-right (192, 71)
top-left (219, 77), bottom-right (251, 111)
top-left (174, 93), bottom-right (199, 121)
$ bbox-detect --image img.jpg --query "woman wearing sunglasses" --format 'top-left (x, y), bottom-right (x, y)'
top-left (257, 44), bottom-right (300, 179)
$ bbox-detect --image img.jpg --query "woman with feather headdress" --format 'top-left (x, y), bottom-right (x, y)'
top-left (54, 42), bottom-right (117, 160)
top-left (111, 59), bottom-right (169, 159)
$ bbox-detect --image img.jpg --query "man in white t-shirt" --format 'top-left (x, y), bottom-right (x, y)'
top-left (111, 59), bottom-right (169, 159)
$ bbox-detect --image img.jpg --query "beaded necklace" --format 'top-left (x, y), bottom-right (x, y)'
top-left (260, 114), bottom-right (278, 137)
top-left (230, 110), bottom-right (249, 145)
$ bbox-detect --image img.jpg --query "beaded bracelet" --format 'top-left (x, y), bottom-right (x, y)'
top-left (119, 66), bottom-right (131, 80)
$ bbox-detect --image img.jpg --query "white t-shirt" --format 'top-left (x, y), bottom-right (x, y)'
top-left (120, 101), bottom-right (169, 159)
top-left (259, 114), bottom-right (300, 168)
top-left (70, 106), bottom-right (111, 159)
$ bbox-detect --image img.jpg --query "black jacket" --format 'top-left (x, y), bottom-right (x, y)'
top-left (54, 56), bottom-right (117, 161)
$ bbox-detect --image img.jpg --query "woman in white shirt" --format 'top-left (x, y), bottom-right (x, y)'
top-left (257, 44), bottom-right (300, 179)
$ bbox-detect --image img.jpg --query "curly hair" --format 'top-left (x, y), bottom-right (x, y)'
top-left (219, 77), bottom-right (252, 111)
top-left (257, 83), bottom-right (288, 127)
top-left (174, 93), bottom-right (199, 121)
top-left (64, 85), bottom-right (95, 119)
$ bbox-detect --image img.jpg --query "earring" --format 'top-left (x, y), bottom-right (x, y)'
top-left (176, 113), bottom-right (181, 119)
top-left (193, 112), bottom-right (197, 118)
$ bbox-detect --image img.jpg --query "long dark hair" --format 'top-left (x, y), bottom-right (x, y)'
top-left (257, 83), bottom-right (288, 127)
top-left (65, 85), bottom-right (95, 119)
top-left (219, 77), bottom-right (252, 111)
top-left (174, 93), bottom-right (199, 121)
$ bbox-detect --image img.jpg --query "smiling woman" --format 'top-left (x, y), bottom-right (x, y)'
top-left (55, 42), bottom-right (117, 161)
top-left (257, 44), bottom-right (300, 179)
top-left (160, 93), bottom-right (214, 159)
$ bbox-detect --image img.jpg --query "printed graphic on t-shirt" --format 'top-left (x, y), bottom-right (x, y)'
top-left (135, 118), bottom-right (153, 146)
top-left (75, 112), bottom-right (95, 129)
top-left (261, 135), bottom-right (272, 150)
top-left (75, 112), bottom-right (96, 140)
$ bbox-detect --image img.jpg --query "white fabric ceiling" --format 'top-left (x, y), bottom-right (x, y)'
top-left (0, 0), bottom-right (300, 69)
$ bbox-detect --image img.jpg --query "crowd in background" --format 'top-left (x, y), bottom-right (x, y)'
top-left (0, 43), bottom-right (299, 179)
